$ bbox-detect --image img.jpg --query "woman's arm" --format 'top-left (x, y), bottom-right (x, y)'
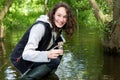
top-left (22, 23), bottom-right (50, 62)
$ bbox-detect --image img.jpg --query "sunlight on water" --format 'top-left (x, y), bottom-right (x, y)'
top-left (5, 66), bottom-right (16, 80)
top-left (2, 27), bottom-right (116, 80)
top-left (56, 50), bottom-right (86, 80)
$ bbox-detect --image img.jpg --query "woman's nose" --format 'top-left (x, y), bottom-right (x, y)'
top-left (59, 17), bottom-right (64, 22)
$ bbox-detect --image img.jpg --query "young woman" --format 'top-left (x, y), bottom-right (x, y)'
top-left (10, 2), bottom-right (76, 80)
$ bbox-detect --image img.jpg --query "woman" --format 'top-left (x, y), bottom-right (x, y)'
top-left (10, 2), bottom-right (76, 80)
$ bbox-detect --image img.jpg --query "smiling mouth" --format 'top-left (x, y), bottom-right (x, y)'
top-left (58, 22), bottom-right (64, 25)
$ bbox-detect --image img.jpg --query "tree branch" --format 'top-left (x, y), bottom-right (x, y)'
top-left (0, 0), bottom-right (13, 20)
top-left (89, 0), bottom-right (106, 23)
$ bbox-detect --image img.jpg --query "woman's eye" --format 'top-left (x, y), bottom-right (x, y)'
top-left (57, 15), bottom-right (61, 17)
top-left (64, 16), bottom-right (67, 18)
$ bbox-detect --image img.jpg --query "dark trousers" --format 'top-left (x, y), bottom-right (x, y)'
top-left (11, 56), bottom-right (62, 74)
top-left (32, 58), bottom-right (61, 70)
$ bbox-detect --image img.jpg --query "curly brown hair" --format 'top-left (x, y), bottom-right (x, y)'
top-left (48, 2), bottom-right (76, 37)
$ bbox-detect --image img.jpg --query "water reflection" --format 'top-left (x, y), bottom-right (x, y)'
top-left (1, 27), bottom-right (120, 80)
top-left (56, 51), bottom-right (85, 80)
top-left (5, 66), bottom-right (16, 80)
top-left (100, 54), bottom-right (120, 80)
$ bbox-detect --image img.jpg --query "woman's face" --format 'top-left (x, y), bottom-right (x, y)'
top-left (54, 7), bottom-right (68, 28)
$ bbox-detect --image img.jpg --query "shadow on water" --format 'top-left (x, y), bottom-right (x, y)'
top-left (1, 26), bottom-right (120, 80)
top-left (99, 53), bottom-right (120, 80)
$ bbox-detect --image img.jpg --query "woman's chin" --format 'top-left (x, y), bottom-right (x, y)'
top-left (56, 25), bottom-right (63, 28)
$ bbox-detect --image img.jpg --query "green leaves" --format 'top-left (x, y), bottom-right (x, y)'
top-left (0, 0), bottom-right (6, 10)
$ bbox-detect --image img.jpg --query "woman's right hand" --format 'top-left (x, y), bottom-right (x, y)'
top-left (48, 49), bottom-right (63, 59)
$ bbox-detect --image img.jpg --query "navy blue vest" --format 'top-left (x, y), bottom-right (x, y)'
top-left (10, 21), bottom-right (52, 70)
top-left (10, 21), bottom-right (63, 73)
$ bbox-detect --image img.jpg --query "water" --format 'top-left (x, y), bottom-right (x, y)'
top-left (0, 27), bottom-right (120, 80)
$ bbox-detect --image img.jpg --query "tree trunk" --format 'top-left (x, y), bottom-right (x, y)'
top-left (106, 0), bottom-right (113, 6)
top-left (89, 0), bottom-right (106, 23)
top-left (89, 0), bottom-right (120, 53)
top-left (0, 0), bottom-right (13, 40)
top-left (107, 0), bottom-right (120, 53)
top-left (44, 0), bottom-right (48, 14)
top-left (0, 41), bottom-right (6, 54)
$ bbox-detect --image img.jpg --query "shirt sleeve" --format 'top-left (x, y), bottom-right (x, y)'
top-left (22, 23), bottom-right (50, 62)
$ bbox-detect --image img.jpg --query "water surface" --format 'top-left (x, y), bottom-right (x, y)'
top-left (0, 27), bottom-right (120, 80)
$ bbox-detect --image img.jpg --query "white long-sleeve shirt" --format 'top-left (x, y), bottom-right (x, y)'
top-left (22, 15), bottom-right (65, 62)
top-left (22, 23), bottom-right (51, 62)
top-left (22, 15), bottom-right (52, 62)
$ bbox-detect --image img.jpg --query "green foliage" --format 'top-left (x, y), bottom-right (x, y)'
top-left (0, 0), bottom-right (5, 10)
top-left (96, 0), bottom-right (112, 14)
top-left (2, 0), bottom-right (110, 40)
top-left (3, 0), bottom-right (44, 31)
top-left (78, 9), bottom-right (99, 28)
top-left (75, 0), bottom-right (90, 10)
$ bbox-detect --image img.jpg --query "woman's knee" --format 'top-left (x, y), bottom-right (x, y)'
top-left (47, 58), bottom-right (61, 69)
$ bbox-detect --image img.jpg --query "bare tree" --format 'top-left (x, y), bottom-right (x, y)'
top-left (0, 0), bottom-right (13, 40)
top-left (89, 0), bottom-right (106, 23)
top-left (44, 0), bottom-right (48, 14)
top-left (89, 0), bottom-right (120, 53)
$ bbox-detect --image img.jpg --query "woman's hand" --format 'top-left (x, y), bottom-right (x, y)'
top-left (48, 49), bottom-right (63, 59)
